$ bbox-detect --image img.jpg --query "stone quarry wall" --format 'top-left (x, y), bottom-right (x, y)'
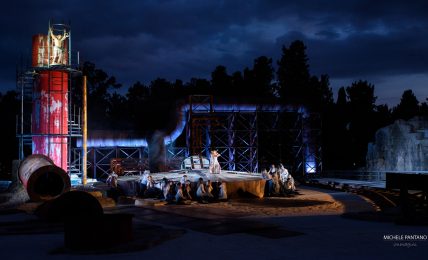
top-left (366, 117), bottom-right (428, 172)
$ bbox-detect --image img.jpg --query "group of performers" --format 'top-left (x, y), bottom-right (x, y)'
top-left (137, 170), bottom-right (228, 204)
top-left (262, 163), bottom-right (297, 196)
top-left (107, 149), bottom-right (297, 202)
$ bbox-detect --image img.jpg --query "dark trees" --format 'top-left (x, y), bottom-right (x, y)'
top-left (277, 40), bottom-right (333, 109)
top-left (185, 78), bottom-right (211, 95)
top-left (322, 80), bottom-right (395, 170)
top-left (392, 89), bottom-right (419, 120)
top-left (211, 65), bottom-right (233, 96)
top-left (80, 61), bottom-right (123, 129)
top-left (211, 58), bottom-right (276, 100)
top-left (244, 56), bottom-right (275, 98)
top-left (345, 80), bottom-right (378, 168)
top-left (277, 40), bottom-right (310, 105)
top-left (0, 91), bottom-right (20, 177)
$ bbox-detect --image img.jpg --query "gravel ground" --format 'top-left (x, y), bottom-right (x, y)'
top-left (0, 185), bottom-right (427, 259)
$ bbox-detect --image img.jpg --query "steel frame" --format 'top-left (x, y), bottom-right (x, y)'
top-left (82, 145), bottom-right (188, 179)
top-left (185, 95), bottom-right (322, 175)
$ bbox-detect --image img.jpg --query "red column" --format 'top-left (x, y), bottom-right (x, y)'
top-left (32, 70), bottom-right (68, 171)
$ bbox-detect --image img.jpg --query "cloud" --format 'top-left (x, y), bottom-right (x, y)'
top-left (1, 0), bottom-right (428, 105)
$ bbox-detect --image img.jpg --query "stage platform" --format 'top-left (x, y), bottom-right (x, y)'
top-left (116, 169), bottom-right (266, 198)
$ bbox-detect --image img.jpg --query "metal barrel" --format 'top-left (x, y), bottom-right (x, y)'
top-left (18, 154), bottom-right (70, 201)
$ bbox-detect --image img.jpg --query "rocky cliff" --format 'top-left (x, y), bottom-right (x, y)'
top-left (366, 117), bottom-right (428, 172)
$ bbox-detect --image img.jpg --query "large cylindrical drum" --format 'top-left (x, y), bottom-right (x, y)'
top-left (18, 154), bottom-right (71, 201)
top-left (32, 70), bottom-right (68, 171)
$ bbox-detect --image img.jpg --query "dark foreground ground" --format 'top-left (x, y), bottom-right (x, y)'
top-left (0, 185), bottom-right (427, 259)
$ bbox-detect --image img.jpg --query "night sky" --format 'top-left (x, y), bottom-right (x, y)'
top-left (1, 0), bottom-right (427, 106)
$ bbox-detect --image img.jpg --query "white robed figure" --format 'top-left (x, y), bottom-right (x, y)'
top-left (209, 149), bottom-right (221, 174)
top-left (279, 164), bottom-right (296, 192)
top-left (279, 164), bottom-right (290, 184)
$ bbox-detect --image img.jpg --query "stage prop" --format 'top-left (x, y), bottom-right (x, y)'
top-left (18, 154), bottom-right (70, 201)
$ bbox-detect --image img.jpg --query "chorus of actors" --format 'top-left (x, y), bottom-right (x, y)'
top-left (262, 163), bottom-right (297, 196)
top-left (139, 173), bottom-right (227, 204)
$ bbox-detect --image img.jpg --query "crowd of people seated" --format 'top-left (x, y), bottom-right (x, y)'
top-left (138, 171), bottom-right (228, 204)
top-left (108, 162), bottom-right (296, 203)
top-left (261, 163), bottom-right (297, 196)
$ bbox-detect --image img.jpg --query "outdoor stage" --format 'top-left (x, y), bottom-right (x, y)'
top-left (116, 170), bottom-right (266, 198)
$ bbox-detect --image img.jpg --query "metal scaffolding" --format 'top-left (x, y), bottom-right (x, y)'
top-left (90, 147), bottom-right (148, 179)
top-left (184, 95), bottom-right (321, 175)
top-left (76, 145), bottom-right (188, 180)
top-left (209, 112), bottom-right (258, 172)
top-left (16, 68), bottom-right (83, 175)
top-left (186, 95), bottom-right (217, 158)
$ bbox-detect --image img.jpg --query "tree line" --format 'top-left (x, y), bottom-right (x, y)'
top-left (1, 40), bottom-right (427, 176)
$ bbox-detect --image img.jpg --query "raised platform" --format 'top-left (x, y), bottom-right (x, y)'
top-left (310, 178), bottom-right (385, 189)
top-left (117, 169), bottom-right (266, 198)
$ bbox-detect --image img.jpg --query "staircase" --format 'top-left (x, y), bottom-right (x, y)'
top-left (68, 119), bottom-right (82, 136)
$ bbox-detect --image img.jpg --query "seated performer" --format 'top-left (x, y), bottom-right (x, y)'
top-left (144, 175), bottom-right (161, 198)
top-left (286, 174), bottom-right (297, 193)
top-left (205, 180), bottom-right (214, 200)
top-left (268, 164), bottom-right (277, 175)
top-left (180, 174), bottom-right (188, 187)
top-left (166, 182), bottom-right (177, 202)
top-left (279, 164), bottom-right (290, 186)
top-left (161, 178), bottom-right (171, 200)
top-left (175, 184), bottom-right (185, 204)
top-left (271, 169), bottom-right (281, 195)
top-left (106, 171), bottom-right (118, 188)
top-left (261, 169), bottom-right (274, 196)
top-left (196, 177), bottom-right (210, 203)
top-left (183, 180), bottom-right (193, 200)
top-left (209, 149), bottom-right (221, 174)
top-left (139, 170), bottom-right (150, 196)
top-left (218, 181), bottom-right (228, 201)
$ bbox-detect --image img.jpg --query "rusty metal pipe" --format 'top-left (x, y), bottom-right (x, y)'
top-left (18, 154), bottom-right (71, 201)
top-left (82, 75), bottom-right (87, 185)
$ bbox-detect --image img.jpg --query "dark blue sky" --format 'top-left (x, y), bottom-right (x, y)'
top-left (1, 0), bottom-right (427, 106)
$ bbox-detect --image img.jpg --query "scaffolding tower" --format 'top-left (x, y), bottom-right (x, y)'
top-left (16, 22), bottom-right (83, 176)
top-left (184, 95), bottom-right (321, 175)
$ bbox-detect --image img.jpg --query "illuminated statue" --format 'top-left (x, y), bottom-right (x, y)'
top-left (49, 28), bottom-right (69, 65)
top-left (209, 149), bottom-right (221, 174)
